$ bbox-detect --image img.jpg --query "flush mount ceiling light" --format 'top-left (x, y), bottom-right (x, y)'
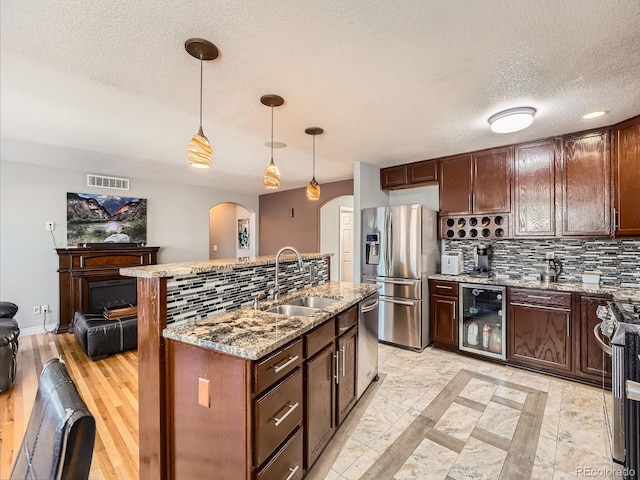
top-left (583, 111), bottom-right (606, 119)
top-left (261, 94), bottom-right (284, 189)
top-left (185, 38), bottom-right (219, 168)
top-left (488, 107), bottom-right (536, 133)
top-left (305, 127), bottom-right (323, 201)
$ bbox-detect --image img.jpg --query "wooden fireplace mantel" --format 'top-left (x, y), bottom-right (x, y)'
top-left (56, 246), bottom-right (159, 333)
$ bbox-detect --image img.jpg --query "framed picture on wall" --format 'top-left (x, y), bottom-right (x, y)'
top-left (238, 218), bottom-right (249, 249)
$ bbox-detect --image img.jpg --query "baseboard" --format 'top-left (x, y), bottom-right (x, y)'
top-left (18, 324), bottom-right (60, 336)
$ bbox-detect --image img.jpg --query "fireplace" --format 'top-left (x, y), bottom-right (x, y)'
top-left (56, 245), bottom-right (159, 333)
top-left (89, 279), bottom-right (137, 311)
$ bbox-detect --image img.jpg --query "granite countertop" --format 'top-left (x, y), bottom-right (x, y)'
top-left (162, 281), bottom-right (378, 360)
top-left (428, 273), bottom-right (640, 302)
top-left (120, 253), bottom-right (330, 278)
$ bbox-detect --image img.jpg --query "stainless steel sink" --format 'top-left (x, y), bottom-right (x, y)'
top-left (263, 304), bottom-right (319, 316)
top-left (285, 296), bottom-right (339, 309)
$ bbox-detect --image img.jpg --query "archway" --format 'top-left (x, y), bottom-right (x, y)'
top-left (319, 195), bottom-right (354, 281)
top-left (209, 203), bottom-right (256, 259)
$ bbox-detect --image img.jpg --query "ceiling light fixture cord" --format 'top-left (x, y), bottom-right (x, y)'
top-left (312, 134), bottom-right (316, 180)
top-left (271, 105), bottom-right (274, 161)
top-left (199, 57), bottom-right (203, 130)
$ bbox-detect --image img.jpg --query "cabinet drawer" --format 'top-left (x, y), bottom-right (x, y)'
top-left (336, 306), bottom-right (357, 335)
top-left (255, 339), bottom-right (303, 394)
top-left (255, 369), bottom-right (303, 466)
top-left (255, 427), bottom-right (303, 480)
top-left (431, 280), bottom-right (458, 296)
top-left (305, 318), bottom-right (336, 358)
top-left (509, 288), bottom-right (572, 310)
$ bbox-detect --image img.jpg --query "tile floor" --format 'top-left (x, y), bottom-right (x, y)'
top-left (321, 344), bottom-right (613, 480)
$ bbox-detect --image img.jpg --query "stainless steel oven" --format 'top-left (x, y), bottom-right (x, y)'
top-left (595, 301), bottom-right (640, 480)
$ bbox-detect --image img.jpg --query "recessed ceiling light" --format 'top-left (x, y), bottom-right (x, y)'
top-left (583, 111), bottom-right (606, 119)
top-left (488, 107), bottom-right (536, 133)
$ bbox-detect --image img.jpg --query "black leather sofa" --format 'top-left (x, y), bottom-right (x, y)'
top-left (72, 311), bottom-right (138, 360)
top-left (0, 301), bottom-right (20, 393)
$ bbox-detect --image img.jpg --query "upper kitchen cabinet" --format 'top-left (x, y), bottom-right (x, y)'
top-left (513, 139), bottom-right (558, 237)
top-left (559, 129), bottom-right (611, 237)
top-left (380, 160), bottom-right (438, 190)
top-left (613, 115), bottom-right (640, 236)
top-left (439, 147), bottom-right (512, 215)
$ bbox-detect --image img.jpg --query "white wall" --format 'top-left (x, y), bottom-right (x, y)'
top-left (0, 160), bottom-right (258, 332)
top-left (389, 185), bottom-right (439, 211)
top-left (353, 162), bottom-right (389, 281)
top-left (320, 195), bottom-right (354, 281)
top-left (210, 203), bottom-right (238, 259)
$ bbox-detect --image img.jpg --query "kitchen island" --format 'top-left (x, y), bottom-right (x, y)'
top-left (121, 254), bottom-right (377, 480)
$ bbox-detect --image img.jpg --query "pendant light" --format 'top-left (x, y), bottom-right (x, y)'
top-left (305, 127), bottom-right (323, 201)
top-left (185, 38), bottom-right (219, 168)
top-left (261, 95), bottom-right (284, 189)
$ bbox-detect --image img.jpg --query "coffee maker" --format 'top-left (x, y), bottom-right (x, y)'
top-left (470, 244), bottom-right (491, 278)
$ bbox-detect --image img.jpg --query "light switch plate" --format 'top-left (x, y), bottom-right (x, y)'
top-left (198, 377), bottom-right (210, 408)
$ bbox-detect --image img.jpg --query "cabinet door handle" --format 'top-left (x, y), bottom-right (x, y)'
top-left (472, 193), bottom-right (476, 211)
top-left (509, 302), bottom-right (570, 312)
top-left (273, 402), bottom-right (299, 427)
top-left (526, 295), bottom-right (551, 300)
top-left (614, 208), bottom-right (618, 230)
top-left (567, 317), bottom-right (570, 337)
top-left (285, 465), bottom-right (300, 480)
top-left (341, 346), bottom-right (346, 377)
top-left (272, 355), bottom-right (299, 373)
top-left (334, 352), bottom-right (340, 385)
top-left (436, 285), bottom-right (453, 290)
top-left (468, 194), bottom-right (472, 212)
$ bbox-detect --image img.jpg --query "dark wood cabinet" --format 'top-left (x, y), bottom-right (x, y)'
top-left (439, 155), bottom-right (473, 214)
top-left (439, 148), bottom-right (512, 215)
top-left (513, 139), bottom-right (558, 237)
top-left (577, 296), bottom-right (612, 384)
top-left (380, 160), bottom-right (438, 190)
top-left (613, 115), bottom-right (640, 236)
top-left (380, 165), bottom-right (408, 189)
top-left (559, 129), bottom-right (611, 237)
top-left (429, 280), bottom-right (459, 349)
top-left (336, 326), bottom-right (358, 425)
top-left (508, 288), bottom-right (573, 374)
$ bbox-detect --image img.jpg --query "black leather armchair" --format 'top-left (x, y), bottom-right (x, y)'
top-left (0, 301), bottom-right (20, 392)
top-left (10, 358), bottom-right (96, 480)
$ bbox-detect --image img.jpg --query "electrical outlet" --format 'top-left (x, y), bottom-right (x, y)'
top-left (45, 221), bottom-right (55, 231)
top-left (42, 304), bottom-right (49, 313)
top-left (33, 305), bottom-right (41, 315)
top-left (545, 252), bottom-right (555, 259)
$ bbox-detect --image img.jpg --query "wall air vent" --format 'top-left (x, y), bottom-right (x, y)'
top-left (87, 174), bottom-right (130, 191)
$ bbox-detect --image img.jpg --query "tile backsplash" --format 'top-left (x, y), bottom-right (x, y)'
top-left (443, 238), bottom-right (640, 286)
top-left (166, 257), bottom-right (329, 324)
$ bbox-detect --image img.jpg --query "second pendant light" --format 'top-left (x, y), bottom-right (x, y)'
top-left (261, 95), bottom-right (284, 189)
top-left (305, 127), bottom-right (323, 201)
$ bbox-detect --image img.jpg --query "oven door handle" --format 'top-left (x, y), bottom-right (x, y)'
top-left (593, 323), bottom-right (612, 356)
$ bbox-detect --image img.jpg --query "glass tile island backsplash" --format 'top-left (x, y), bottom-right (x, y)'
top-left (442, 238), bottom-right (640, 285)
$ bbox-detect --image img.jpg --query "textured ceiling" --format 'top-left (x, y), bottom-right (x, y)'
top-left (1, 0), bottom-right (639, 194)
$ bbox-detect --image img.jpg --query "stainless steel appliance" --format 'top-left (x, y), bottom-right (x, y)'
top-left (361, 204), bottom-right (438, 351)
top-left (595, 300), bottom-right (640, 480)
top-left (469, 244), bottom-right (491, 278)
top-left (541, 258), bottom-right (563, 283)
top-left (459, 283), bottom-right (506, 360)
top-left (357, 292), bottom-right (379, 399)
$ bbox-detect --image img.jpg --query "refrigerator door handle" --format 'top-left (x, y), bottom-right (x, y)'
top-left (385, 209), bottom-right (392, 276)
top-left (380, 297), bottom-right (416, 306)
top-left (373, 277), bottom-right (416, 286)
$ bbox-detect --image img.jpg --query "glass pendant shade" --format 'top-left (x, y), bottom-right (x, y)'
top-left (263, 158), bottom-right (281, 188)
top-left (306, 177), bottom-right (320, 200)
top-left (188, 127), bottom-right (212, 168)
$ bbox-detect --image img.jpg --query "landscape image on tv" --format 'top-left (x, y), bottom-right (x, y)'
top-left (67, 192), bottom-right (147, 245)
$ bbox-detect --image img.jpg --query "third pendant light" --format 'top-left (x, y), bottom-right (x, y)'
top-left (261, 95), bottom-right (284, 189)
top-left (305, 127), bottom-right (323, 201)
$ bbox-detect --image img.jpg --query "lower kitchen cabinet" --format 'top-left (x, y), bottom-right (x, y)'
top-left (577, 295), bottom-right (612, 384)
top-left (508, 288), bottom-right (573, 374)
top-left (429, 280), bottom-right (459, 349)
top-left (336, 326), bottom-right (358, 425)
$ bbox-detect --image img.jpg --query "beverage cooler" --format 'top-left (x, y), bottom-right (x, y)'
top-left (459, 283), bottom-right (506, 360)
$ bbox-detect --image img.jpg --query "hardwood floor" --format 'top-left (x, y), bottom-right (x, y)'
top-left (0, 332), bottom-right (139, 479)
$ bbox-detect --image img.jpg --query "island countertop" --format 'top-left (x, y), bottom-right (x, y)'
top-left (120, 253), bottom-right (330, 279)
top-left (428, 273), bottom-right (640, 302)
top-left (162, 281), bottom-right (378, 360)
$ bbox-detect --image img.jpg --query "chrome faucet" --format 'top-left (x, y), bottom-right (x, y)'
top-left (271, 246), bottom-right (304, 301)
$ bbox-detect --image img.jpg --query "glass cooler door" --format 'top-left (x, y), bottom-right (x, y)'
top-left (459, 284), bottom-right (506, 360)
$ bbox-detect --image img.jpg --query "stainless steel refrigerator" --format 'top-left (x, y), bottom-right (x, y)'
top-left (361, 204), bottom-right (438, 351)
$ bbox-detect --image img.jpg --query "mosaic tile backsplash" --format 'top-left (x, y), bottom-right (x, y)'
top-left (443, 238), bottom-right (640, 286)
top-left (166, 257), bottom-right (329, 324)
